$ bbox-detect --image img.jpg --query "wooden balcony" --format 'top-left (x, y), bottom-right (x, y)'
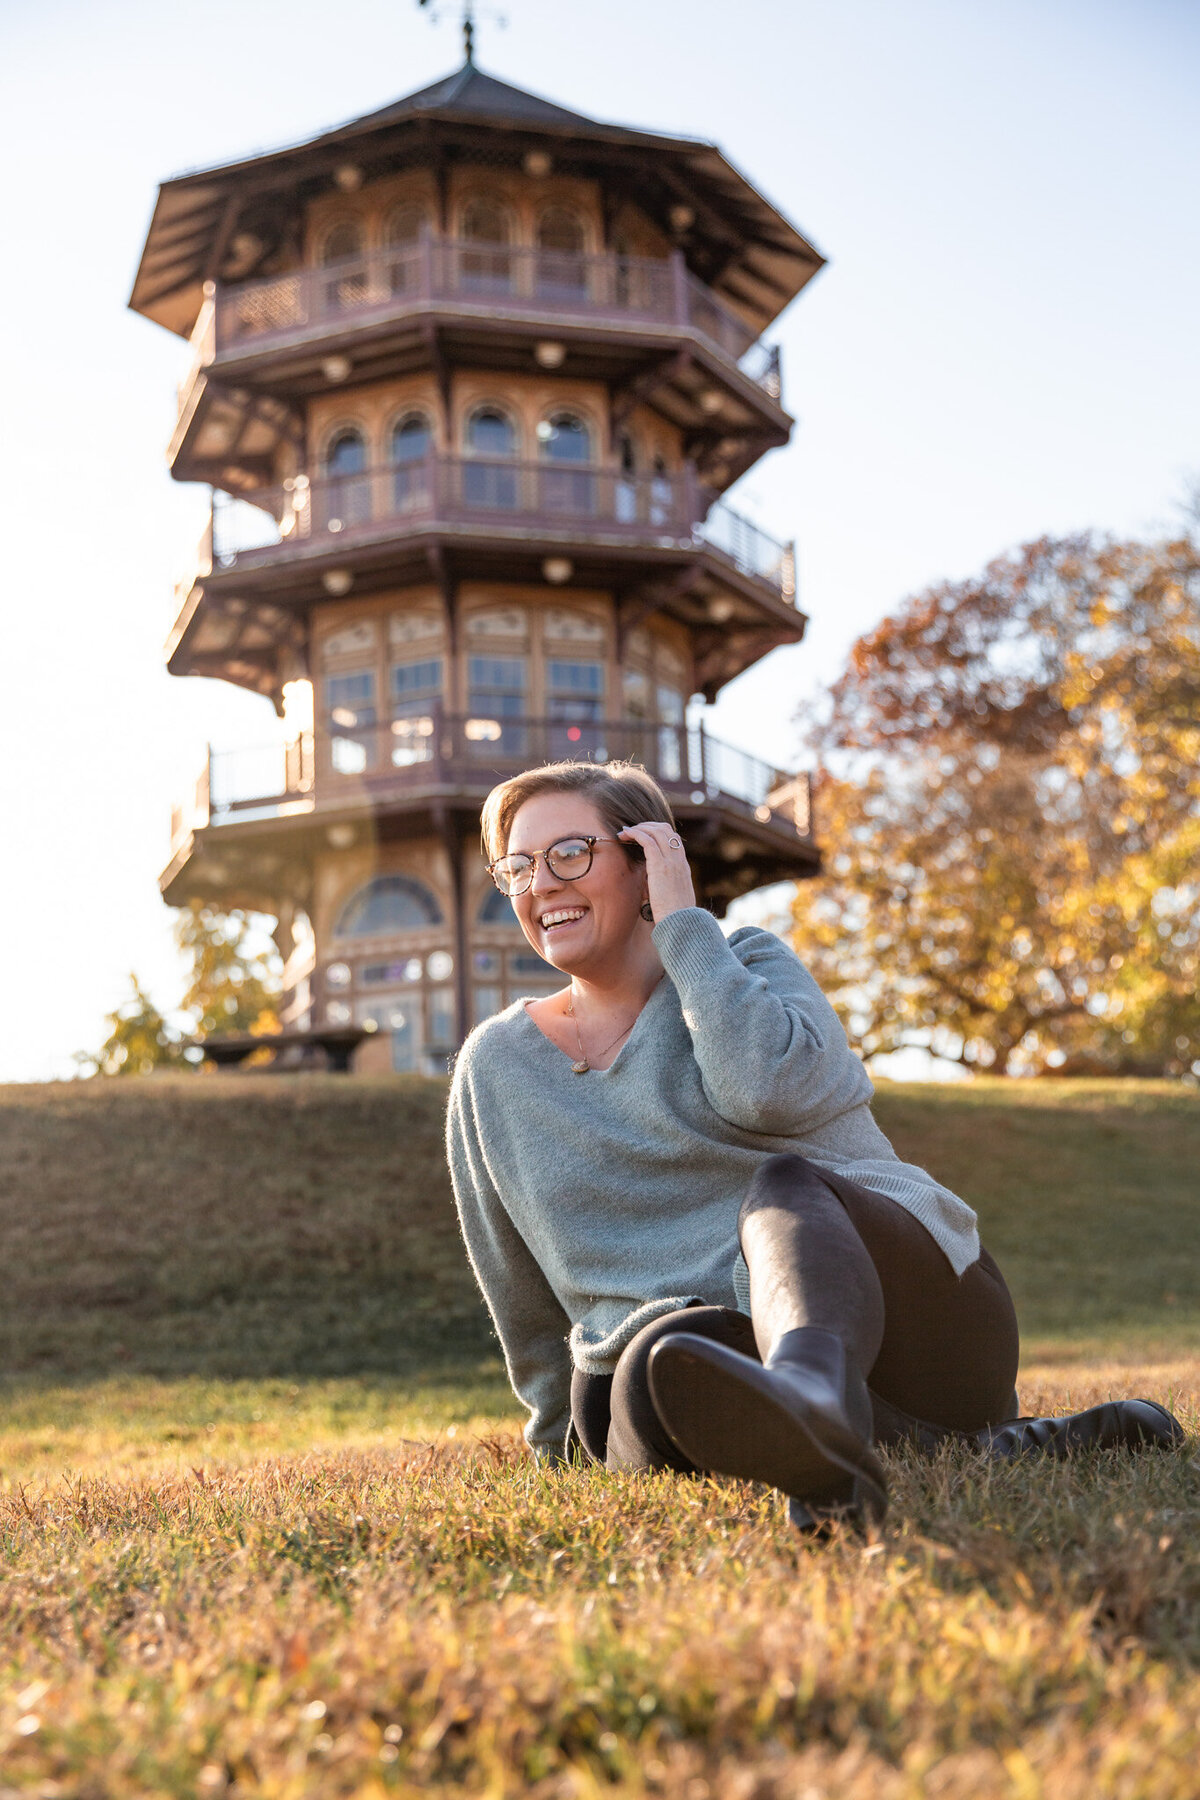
top-left (207, 457), bottom-right (797, 603)
top-left (169, 716), bottom-right (814, 860)
top-left (187, 240), bottom-right (781, 395)
top-left (169, 242), bottom-right (788, 493)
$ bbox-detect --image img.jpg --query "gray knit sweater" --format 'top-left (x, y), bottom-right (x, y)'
top-left (446, 907), bottom-right (980, 1458)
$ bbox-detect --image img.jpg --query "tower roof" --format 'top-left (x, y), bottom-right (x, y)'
top-left (130, 61), bottom-right (825, 340)
top-left (345, 60), bottom-right (604, 133)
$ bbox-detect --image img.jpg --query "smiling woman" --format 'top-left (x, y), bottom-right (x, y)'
top-left (445, 759), bottom-right (1186, 1529)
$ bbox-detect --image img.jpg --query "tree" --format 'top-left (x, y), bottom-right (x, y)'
top-left (175, 903), bottom-right (282, 1039)
top-left (790, 529), bottom-right (1200, 1076)
top-left (77, 976), bottom-right (190, 1077)
top-left (78, 907), bottom-right (282, 1076)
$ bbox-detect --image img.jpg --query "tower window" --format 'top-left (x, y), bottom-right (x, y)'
top-left (321, 220), bottom-right (364, 265)
top-left (547, 659), bottom-right (604, 709)
top-left (325, 668), bottom-right (377, 774)
top-left (389, 412), bottom-right (432, 511)
top-left (384, 204), bottom-right (426, 294)
top-left (390, 656), bottom-right (442, 767)
top-left (460, 197), bottom-right (512, 291)
top-left (468, 654), bottom-right (527, 758)
top-left (538, 412), bottom-right (590, 462)
top-left (537, 207), bottom-right (587, 298)
top-left (467, 406), bottom-right (517, 457)
top-left (477, 889), bottom-right (517, 927)
top-left (547, 659), bottom-right (604, 757)
top-left (325, 428), bottom-right (366, 476)
top-left (321, 428), bottom-right (370, 532)
top-left (464, 407), bottom-right (519, 509)
top-left (334, 875), bottom-right (442, 937)
top-left (384, 203), bottom-right (425, 244)
top-left (538, 411), bottom-right (592, 516)
top-left (321, 221), bottom-right (366, 310)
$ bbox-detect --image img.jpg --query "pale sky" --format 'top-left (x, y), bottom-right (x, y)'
top-left (1, 0), bottom-right (1196, 1082)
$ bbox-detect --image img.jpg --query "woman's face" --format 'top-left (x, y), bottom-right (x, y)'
top-left (504, 790), bottom-right (648, 978)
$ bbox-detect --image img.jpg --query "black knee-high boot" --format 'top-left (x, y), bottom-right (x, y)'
top-left (646, 1154), bottom-right (889, 1528)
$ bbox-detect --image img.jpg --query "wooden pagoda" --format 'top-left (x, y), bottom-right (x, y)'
top-left (130, 57), bottom-right (827, 1073)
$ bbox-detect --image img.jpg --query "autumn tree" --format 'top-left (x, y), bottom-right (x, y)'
top-left (791, 528), bottom-right (1199, 1075)
top-left (77, 976), bottom-right (190, 1076)
top-left (79, 907), bottom-right (282, 1075)
top-left (175, 902), bottom-right (281, 1039)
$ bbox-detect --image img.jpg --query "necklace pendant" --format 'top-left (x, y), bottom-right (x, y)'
top-left (571, 1058), bottom-right (590, 1075)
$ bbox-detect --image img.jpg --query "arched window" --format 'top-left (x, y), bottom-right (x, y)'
top-left (460, 197), bottom-right (511, 291)
top-left (384, 204), bottom-right (425, 246)
top-left (468, 407), bottom-right (516, 457)
top-left (325, 428), bottom-right (366, 476)
top-left (321, 428), bottom-right (369, 532)
top-left (334, 875), bottom-right (442, 938)
top-left (478, 886), bottom-right (518, 926)
top-left (538, 411), bottom-right (590, 462)
top-left (389, 412), bottom-right (432, 511)
top-left (464, 406), bottom-right (518, 509)
top-left (537, 207), bottom-right (586, 298)
top-left (321, 221), bottom-right (364, 265)
top-left (384, 204), bottom-right (426, 294)
top-left (538, 411), bottom-right (592, 516)
top-left (321, 220), bottom-right (367, 311)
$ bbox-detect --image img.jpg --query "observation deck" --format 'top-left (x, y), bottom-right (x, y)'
top-left (168, 459), bottom-right (804, 701)
top-left (163, 714), bottom-right (818, 915)
top-left (170, 241), bottom-right (788, 492)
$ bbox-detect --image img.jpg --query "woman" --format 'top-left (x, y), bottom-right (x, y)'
top-left (446, 761), bottom-right (1183, 1527)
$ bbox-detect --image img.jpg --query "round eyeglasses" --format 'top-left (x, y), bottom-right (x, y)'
top-left (487, 835), bottom-right (622, 897)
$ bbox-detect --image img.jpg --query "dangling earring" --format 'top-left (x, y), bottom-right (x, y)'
top-left (640, 902), bottom-right (654, 922)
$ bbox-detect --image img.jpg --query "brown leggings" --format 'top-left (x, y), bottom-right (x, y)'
top-left (571, 1160), bottom-right (1021, 1471)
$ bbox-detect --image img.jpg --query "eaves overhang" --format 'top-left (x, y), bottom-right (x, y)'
top-left (130, 62), bottom-right (825, 344)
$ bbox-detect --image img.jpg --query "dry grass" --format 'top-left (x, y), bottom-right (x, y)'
top-left (0, 1076), bottom-right (1196, 1797)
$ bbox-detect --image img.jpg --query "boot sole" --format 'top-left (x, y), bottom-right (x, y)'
top-left (981, 1398), bottom-right (1188, 1460)
top-left (647, 1334), bottom-right (888, 1523)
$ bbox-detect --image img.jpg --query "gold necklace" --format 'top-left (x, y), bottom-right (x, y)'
top-left (565, 989), bottom-right (637, 1074)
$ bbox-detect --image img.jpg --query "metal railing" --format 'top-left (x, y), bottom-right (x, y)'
top-left (189, 240), bottom-right (781, 398)
top-left (191, 716), bottom-right (814, 845)
top-left (208, 457), bottom-right (796, 601)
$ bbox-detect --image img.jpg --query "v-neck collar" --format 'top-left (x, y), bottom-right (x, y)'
top-left (517, 974), bottom-right (670, 1077)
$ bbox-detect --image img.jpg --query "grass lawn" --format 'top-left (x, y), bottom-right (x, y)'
top-left (0, 1075), bottom-right (1196, 1797)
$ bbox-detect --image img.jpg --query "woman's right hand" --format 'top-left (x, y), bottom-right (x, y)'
top-left (617, 822), bottom-right (696, 922)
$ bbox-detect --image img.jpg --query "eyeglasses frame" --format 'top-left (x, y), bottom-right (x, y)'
top-left (487, 834), bottom-right (626, 896)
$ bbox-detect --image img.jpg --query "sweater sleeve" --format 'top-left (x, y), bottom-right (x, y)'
top-left (651, 907), bottom-right (873, 1136)
top-left (445, 1057), bottom-right (573, 1462)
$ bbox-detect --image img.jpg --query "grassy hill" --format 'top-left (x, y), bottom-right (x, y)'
top-left (0, 1074), bottom-right (1195, 1383)
top-left (0, 1076), bottom-right (1197, 1798)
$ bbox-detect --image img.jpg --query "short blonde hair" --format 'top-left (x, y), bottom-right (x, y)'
top-left (480, 760), bottom-right (676, 863)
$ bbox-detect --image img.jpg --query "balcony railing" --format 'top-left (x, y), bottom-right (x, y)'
top-left (190, 241), bottom-right (782, 399)
top-left (170, 716), bottom-right (812, 851)
top-left (209, 457), bottom-right (797, 601)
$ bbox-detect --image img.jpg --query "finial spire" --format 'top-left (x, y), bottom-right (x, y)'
top-left (415, 0), bottom-right (503, 64)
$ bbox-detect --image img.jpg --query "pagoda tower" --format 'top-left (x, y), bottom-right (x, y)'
top-left (131, 58), bottom-right (826, 1073)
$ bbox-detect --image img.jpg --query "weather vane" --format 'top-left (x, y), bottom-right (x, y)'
top-left (416, 0), bottom-right (506, 63)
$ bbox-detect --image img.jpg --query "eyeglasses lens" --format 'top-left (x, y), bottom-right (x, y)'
top-left (492, 858), bottom-right (530, 896)
top-left (547, 839), bottom-right (592, 880)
